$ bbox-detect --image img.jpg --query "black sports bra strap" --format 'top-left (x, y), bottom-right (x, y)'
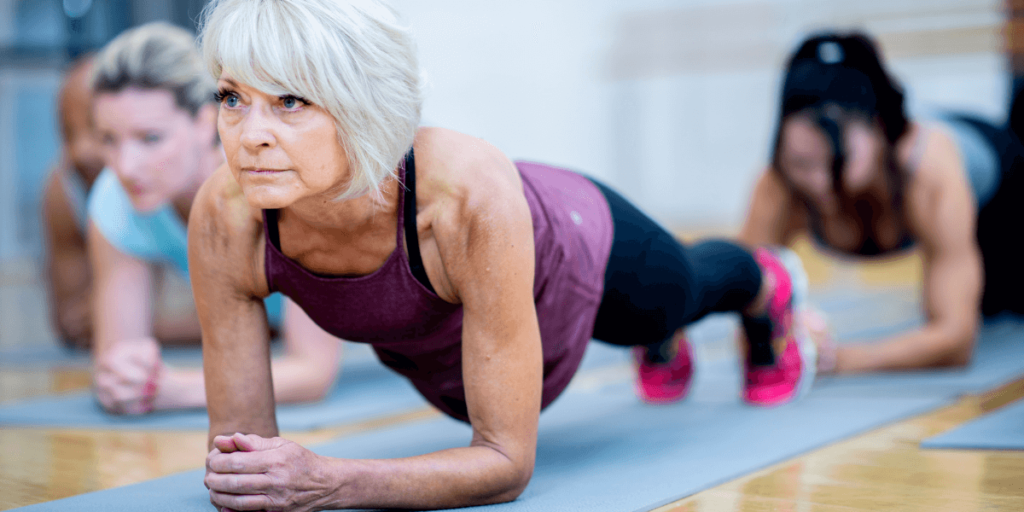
top-left (403, 149), bottom-right (437, 295)
top-left (266, 209), bottom-right (281, 250)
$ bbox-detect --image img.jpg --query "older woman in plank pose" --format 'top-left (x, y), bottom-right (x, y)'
top-left (196, 1), bottom-right (815, 510)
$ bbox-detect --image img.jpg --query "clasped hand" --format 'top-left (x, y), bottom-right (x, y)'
top-left (93, 336), bottom-right (163, 414)
top-left (205, 433), bottom-right (335, 512)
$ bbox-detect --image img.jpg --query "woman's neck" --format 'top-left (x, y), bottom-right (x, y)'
top-left (281, 174), bottom-right (401, 239)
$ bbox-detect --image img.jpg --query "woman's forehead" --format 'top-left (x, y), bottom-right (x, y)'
top-left (782, 117), bottom-right (828, 150)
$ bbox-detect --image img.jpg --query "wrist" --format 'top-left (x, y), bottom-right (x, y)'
top-left (321, 456), bottom-right (371, 510)
top-left (833, 345), bottom-right (864, 374)
top-left (816, 337), bottom-right (839, 374)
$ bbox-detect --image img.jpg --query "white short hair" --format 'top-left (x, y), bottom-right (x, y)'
top-left (199, 0), bottom-right (422, 198)
top-left (92, 22), bottom-right (215, 116)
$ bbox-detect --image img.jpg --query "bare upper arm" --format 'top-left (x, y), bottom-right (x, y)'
top-left (87, 217), bottom-right (155, 350)
top-left (904, 128), bottom-right (981, 340)
top-left (43, 169), bottom-right (87, 256)
top-left (423, 131), bottom-right (541, 486)
top-left (739, 168), bottom-right (803, 247)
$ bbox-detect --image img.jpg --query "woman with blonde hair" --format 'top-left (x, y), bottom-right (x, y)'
top-left (87, 21), bottom-right (342, 415)
top-left (195, 1), bottom-right (815, 509)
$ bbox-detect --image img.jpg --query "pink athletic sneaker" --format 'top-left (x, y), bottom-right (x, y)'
top-left (742, 248), bottom-right (816, 407)
top-left (633, 334), bottom-right (694, 404)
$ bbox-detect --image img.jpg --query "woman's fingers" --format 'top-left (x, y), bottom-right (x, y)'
top-left (213, 435), bottom-right (240, 453)
top-left (205, 471), bottom-right (274, 494)
top-left (209, 488), bottom-right (277, 511)
top-left (207, 450), bottom-right (275, 474)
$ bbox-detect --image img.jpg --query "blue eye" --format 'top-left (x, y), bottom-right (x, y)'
top-left (142, 133), bottom-right (161, 144)
top-left (280, 95), bottom-right (308, 110)
top-left (225, 95), bottom-right (239, 108)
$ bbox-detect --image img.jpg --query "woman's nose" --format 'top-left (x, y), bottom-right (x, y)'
top-left (239, 107), bottom-right (277, 151)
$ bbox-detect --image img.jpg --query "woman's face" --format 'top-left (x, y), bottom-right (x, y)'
top-left (215, 74), bottom-right (350, 210)
top-left (776, 113), bottom-right (884, 214)
top-left (93, 88), bottom-right (216, 212)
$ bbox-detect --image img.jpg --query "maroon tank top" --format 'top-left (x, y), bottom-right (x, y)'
top-left (263, 158), bottom-right (614, 422)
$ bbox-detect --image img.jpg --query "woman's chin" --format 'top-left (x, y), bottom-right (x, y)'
top-left (242, 185), bottom-right (297, 210)
top-left (128, 194), bottom-right (168, 214)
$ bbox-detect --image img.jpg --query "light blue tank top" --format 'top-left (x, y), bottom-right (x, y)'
top-left (87, 168), bottom-right (283, 324)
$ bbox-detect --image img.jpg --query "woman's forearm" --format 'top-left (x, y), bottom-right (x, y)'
top-left (153, 367), bottom-right (207, 410)
top-left (323, 445), bottom-right (530, 510)
top-left (152, 352), bottom-right (339, 410)
top-left (835, 323), bottom-right (974, 373)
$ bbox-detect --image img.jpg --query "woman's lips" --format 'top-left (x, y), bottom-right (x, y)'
top-left (245, 168), bottom-right (286, 174)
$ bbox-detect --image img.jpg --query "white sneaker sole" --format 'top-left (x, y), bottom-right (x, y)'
top-left (773, 247), bottom-right (818, 401)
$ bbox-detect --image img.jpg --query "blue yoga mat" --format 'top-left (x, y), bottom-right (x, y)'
top-left (921, 398), bottom-right (1024, 450)
top-left (813, 316), bottom-right (1024, 399)
top-left (0, 339), bottom-right (630, 431)
top-left (0, 344), bottom-right (207, 369)
top-left (12, 288), bottom-right (1024, 511)
top-left (11, 370), bottom-right (947, 512)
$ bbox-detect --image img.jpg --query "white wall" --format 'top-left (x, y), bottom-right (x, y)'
top-left (393, 0), bottom-right (1008, 229)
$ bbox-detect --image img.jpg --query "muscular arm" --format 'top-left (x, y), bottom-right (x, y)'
top-left (88, 217), bottom-right (167, 413)
top-left (42, 169), bottom-right (93, 346)
top-left (89, 222), bottom-right (155, 352)
top-left (836, 131), bottom-right (981, 372)
top-left (192, 169), bottom-right (278, 442)
top-left (320, 138), bottom-right (540, 510)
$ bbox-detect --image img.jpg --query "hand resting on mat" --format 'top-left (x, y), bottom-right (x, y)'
top-left (205, 433), bottom-right (329, 512)
top-left (93, 337), bottom-right (162, 414)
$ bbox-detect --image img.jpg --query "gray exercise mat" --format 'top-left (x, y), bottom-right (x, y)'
top-left (0, 351), bottom-right (427, 431)
top-left (0, 339), bottom-right (630, 430)
top-left (813, 316), bottom-right (1024, 399)
top-left (921, 398), bottom-right (1024, 450)
top-left (0, 344), bottom-right (206, 369)
top-left (11, 376), bottom-right (947, 512)
top-left (14, 289), bottom-right (1024, 511)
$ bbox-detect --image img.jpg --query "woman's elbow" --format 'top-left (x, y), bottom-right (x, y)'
top-left (484, 463), bottom-right (533, 506)
top-left (937, 328), bottom-right (976, 368)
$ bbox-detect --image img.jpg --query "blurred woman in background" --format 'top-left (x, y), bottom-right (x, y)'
top-left (740, 31), bottom-right (1024, 374)
top-left (87, 22), bottom-right (342, 414)
top-left (42, 54), bottom-right (209, 349)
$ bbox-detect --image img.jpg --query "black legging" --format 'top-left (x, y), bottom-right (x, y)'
top-left (952, 116), bottom-right (1024, 317)
top-left (587, 178), bottom-right (763, 348)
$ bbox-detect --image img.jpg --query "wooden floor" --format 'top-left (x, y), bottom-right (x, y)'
top-left (1, 238), bottom-right (1023, 511)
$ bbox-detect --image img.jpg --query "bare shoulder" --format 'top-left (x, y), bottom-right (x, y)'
top-left (415, 127), bottom-right (522, 193)
top-left (900, 122), bottom-right (976, 246)
top-left (414, 127), bottom-right (526, 222)
top-left (412, 128), bottom-right (533, 294)
top-left (901, 122), bottom-right (971, 210)
top-left (189, 164), bottom-right (267, 293)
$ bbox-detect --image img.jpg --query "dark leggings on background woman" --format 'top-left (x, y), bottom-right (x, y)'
top-left (952, 115), bottom-right (1024, 317)
top-left (587, 178), bottom-right (764, 356)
